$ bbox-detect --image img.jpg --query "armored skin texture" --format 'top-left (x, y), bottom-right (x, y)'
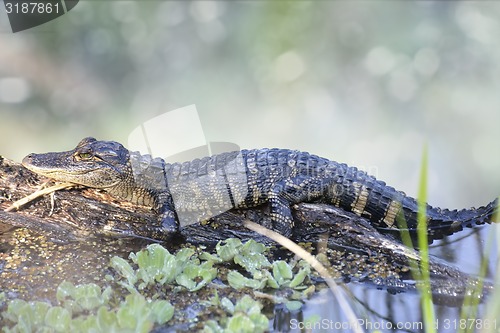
top-left (22, 137), bottom-right (498, 241)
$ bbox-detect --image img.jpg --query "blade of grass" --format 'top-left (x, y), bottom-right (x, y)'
top-left (458, 224), bottom-right (494, 333)
top-left (4, 182), bottom-right (75, 212)
top-left (397, 145), bottom-right (435, 332)
top-left (481, 200), bottom-right (500, 333)
top-left (416, 144), bottom-right (436, 333)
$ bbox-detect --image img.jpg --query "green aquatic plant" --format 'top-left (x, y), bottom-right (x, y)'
top-left (2, 284), bottom-right (173, 333)
top-left (203, 295), bottom-right (269, 333)
top-left (110, 243), bottom-right (218, 292)
top-left (56, 281), bottom-right (112, 313)
top-left (213, 238), bottom-right (272, 273)
top-left (226, 259), bottom-right (311, 292)
top-left (217, 242), bottom-right (313, 313)
top-left (203, 238), bottom-right (314, 315)
top-left (201, 238), bottom-right (312, 293)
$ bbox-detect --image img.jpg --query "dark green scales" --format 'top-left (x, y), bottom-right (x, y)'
top-left (22, 137), bottom-right (498, 241)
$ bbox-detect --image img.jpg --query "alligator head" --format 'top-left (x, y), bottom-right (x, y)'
top-left (22, 137), bottom-right (131, 189)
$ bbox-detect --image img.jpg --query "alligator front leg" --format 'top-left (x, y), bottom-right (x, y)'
top-left (159, 207), bottom-right (179, 234)
top-left (152, 196), bottom-right (180, 237)
top-left (131, 212), bottom-right (179, 241)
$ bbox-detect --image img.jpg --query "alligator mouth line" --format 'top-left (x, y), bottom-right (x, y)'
top-left (31, 169), bottom-right (96, 176)
top-left (32, 171), bottom-right (122, 188)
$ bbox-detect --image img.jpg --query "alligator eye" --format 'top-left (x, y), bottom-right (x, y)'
top-left (77, 152), bottom-right (93, 160)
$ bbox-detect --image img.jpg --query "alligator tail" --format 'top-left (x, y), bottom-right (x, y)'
top-left (327, 163), bottom-right (499, 243)
top-left (427, 198), bottom-right (498, 238)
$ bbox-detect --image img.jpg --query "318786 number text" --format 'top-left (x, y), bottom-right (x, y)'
top-left (5, 2), bottom-right (60, 14)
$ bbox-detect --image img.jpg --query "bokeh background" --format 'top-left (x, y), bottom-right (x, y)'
top-left (1, 1), bottom-right (499, 216)
top-left (1, 2), bottom-right (500, 328)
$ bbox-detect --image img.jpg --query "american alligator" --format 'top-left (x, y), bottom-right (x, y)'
top-left (1, 146), bottom-right (497, 307)
top-left (22, 137), bottom-right (498, 241)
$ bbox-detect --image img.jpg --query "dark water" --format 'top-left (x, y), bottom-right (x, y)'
top-left (276, 225), bottom-right (499, 333)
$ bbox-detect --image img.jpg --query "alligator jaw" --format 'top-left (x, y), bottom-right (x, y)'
top-left (21, 152), bottom-right (122, 189)
top-left (22, 159), bottom-right (90, 177)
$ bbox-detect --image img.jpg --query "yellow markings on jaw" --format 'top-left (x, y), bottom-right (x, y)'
top-left (351, 183), bottom-right (369, 216)
top-left (383, 200), bottom-right (402, 228)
